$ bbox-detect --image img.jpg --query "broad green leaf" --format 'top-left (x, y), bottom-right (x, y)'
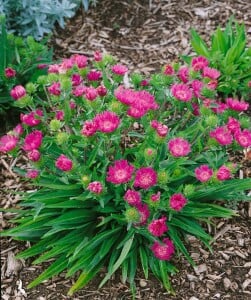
top-left (190, 28), bottom-right (210, 58)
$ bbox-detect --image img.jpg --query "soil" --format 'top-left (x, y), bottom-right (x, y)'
top-left (1, 0), bottom-right (251, 299)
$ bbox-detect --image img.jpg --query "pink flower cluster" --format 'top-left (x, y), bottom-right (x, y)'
top-left (114, 86), bottom-right (159, 118)
top-left (23, 130), bottom-right (43, 152)
top-left (168, 137), bottom-right (191, 157)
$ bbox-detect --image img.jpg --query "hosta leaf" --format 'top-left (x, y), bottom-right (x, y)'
top-left (28, 255), bottom-right (68, 288)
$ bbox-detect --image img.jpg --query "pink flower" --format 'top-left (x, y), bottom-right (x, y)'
top-left (48, 82), bottom-right (61, 96)
top-left (87, 70), bottom-right (102, 81)
top-left (124, 190), bottom-right (141, 206)
top-left (69, 100), bottom-right (76, 109)
top-left (148, 216), bottom-right (168, 237)
top-left (87, 181), bottom-right (103, 194)
top-left (227, 117), bottom-right (241, 134)
top-left (211, 101), bottom-right (228, 114)
top-left (73, 85), bottom-right (87, 97)
top-left (151, 238), bottom-right (175, 260)
top-left (107, 159), bottom-right (134, 184)
top-left (85, 87), bottom-right (98, 101)
top-left (26, 170), bottom-right (39, 179)
top-left (191, 80), bottom-right (203, 98)
top-left (134, 167), bottom-right (157, 190)
top-left (169, 193), bottom-right (187, 211)
top-left (71, 74), bottom-right (82, 86)
top-left (136, 203), bottom-right (150, 225)
top-left (127, 105), bottom-right (148, 118)
top-left (191, 56), bottom-right (209, 71)
top-left (13, 124), bottom-right (24, 136)
top-left (10, 85), bottom-right (26, 100)
top-left (55, 154), bottom-right (73, 172)
top-left (37, 64), bottom-right (47, 69)
top-left (226, 98), bottom-right (249, 112)
top-left (5, 67), bottom-right (16, 78)
top-left (168, 137), bottom-right (191, 157)
top-left (151, 120), bottom-right (169, 137)
top-left (192, 103), bottom-right (200, 116)
top-left (202, 67), bottom-right (220, 80)
top-left (163, 65), bottom-right (174, 75)
top-left (97, 85), bottom-right (107, 97)
top-left (21, 109), bottom-right (43, 126)
top-left (207, 79), bottom-right (218, 90)
top-left (94, 51), bottom-right (102, 62)
top-left (234, 129), bottom-right (251, 148)
top-left (195, 165), bottom-right (213, 182)
top-left (23, 130), bottom-right (43, 151)
top-left (210, 126), bottom-right (233, 145)
top-left (111, 64), bottom-right (128, 75)
top-left (0, 135), bottom-right (18, 153)
top-left (171, 83), bottom-right (193, 102)
top-left (81, 120), bottom-right (98, 137)
top-left (56, 110), bottom-right (64, 121)
top-left (178, 66), bottom-right (189, 83)
top-left (61, 58), bottom-right (74, 70)
top-left (48, 64), bottom-right (60, 73)
top-left (27, 149), bottom-right (41, 162)
top-left (73, 54), bottom-right (88, 68)
top-left (94, 111), bottom-right (120, 133)
top-left (140, 79), bottom-right (149, 86)
top-left (216, 165), bottom-right (231, 181)
top-left (151, 191), bottom-right (161, 202)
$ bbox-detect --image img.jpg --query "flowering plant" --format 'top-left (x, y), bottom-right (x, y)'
top-left (1, 50), bottom-right (251, 296)
top-left (185, 17), bottom-right (251, 99)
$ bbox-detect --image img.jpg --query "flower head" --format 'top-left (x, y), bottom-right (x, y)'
top-left (0, 135), bottom-right (18, 153)
top-left (134, 167), bottom-right (157, 190)
top-left (87, 181), bottom-right (103, 194)
top-left (85, 87), bottom-right (98, 101)
top-left (55, 154), bottom-right (73, 172)
top-left (94, 111), bottom-right (120, 133)
top-left (10, 85), bottom-right (26, 100)
top-left (27, 149), bottom-right (41, 162)
top-left (111, 64), bottom-right (128, 75)
top-left (71, 74), bottom-right (82, 86)
top-left (234, 129), bottom-right (251, 148)
top-left (216, 165), bottom-right (231, 181)
top-left (26, 170), bottom-right (39, 179)
top-left (210, 126), bottom-right (233, 146)
top-left (226, 98), bottom-right (249, 112)
top-left (202, 67), bottom-right (220, 80)
top-left (124, 190), bottom-right (141, 206)
top-left (87, 70), bottom-right (102, 81)
top-left (94, 51), bottom-right (102, 62)
top-left (81, 120), bottom-right (98, 137)
top-left (48, 82), bottom-right (61, 96)
top-left (168, 137), bottom-right (191, 157)
top-left (163, 65), bottom-right (174, 75)
top-left (21, 109), bottom-right (43, 126)
top-left (23, 130), bottom-right (43, 151)
top-left (195, 165), bottom-right (213, 182)
top-left (97, 85), bottom-right (107, 97)
top-left (150, 191), bottom-right (161, 202)
top-left (5, 67), bottom-right (16, 78)
top-left (227, 117), bottom-right (241, 134)
top-left (169, 193), bottom-right (187, 211)
top-left (151, 120), bottom-right (169, 137)
top-left (178, 66), bottom-right (189, 83)
top-left (135, 203), bottom-right (150, 225)
top-left (171, 83), bottom-right (193, 102)
top-left (148, 216), bottom-right (168, 237)
top-left (151, 238), bottom-right (175, 260)
top-left (72, 54), bottom-right (88, 68)
top-left (106, 159), bottom-right (134, 184)
top-left (191, 56), bottom-right (209, 71)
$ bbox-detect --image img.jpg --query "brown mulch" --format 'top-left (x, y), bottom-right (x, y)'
top-left (1, 0), bottom-right (251, 299)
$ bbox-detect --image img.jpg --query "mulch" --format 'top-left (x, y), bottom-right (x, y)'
top-left (1, 0), bottom-right (251, 299)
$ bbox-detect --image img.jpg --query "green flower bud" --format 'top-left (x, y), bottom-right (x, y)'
top-left (144, 148), bottom-right (156, 161)
top-left (47, 73), bottom-right (59, 83)
top-left (158, 171), bottom-right (169, 185)
top-left (79, 67), bottom-right (89, 77)
top-left (173, 168), bottom-right (182, 177)
top-left (240, 116), bottom-right (251, 129)
top-left (200, 106), bottom-right (212, 116)
top-left (13, 95), bottom-right (33, 108)
top-left (108, 100), bottom-right (124, 113)
top-left (183, 184), bottom-right (195, 197)
top-left (125, 207), bottom-right (140, 223)
top-left (81, 175), bottom-right (91, 187)
top-left (60, 77), bottom-right (72, 91)
top-left (50, 119), bottom-right (61, 131)
top-left (205, 115), bottom-right (218, 127)
top-left (103, 54), bottom-right (115, 65)
top-left (201, 87), bottom-right (216, 99)
top-left (25, 82), bottom-right (36, 94)
top-left (56, 132), bottom-right (69, 145)
top-left (37, 75), bottom-right (48, 85)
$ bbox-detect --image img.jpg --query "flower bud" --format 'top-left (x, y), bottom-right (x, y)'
top-left (183, 184), bottom-right (195, 197)
top-left (37, 75), bottom-right (48, 85)
top-left (47, 73), bottom-right (59, 83)
top-left (157, 171), bottom-right (169, 185)
top-left (144, 148), bottom-right (156, 161)
top-left (108, 101), bottom-right (123, 113)
top-left (25, 82), bottom-right (36, 94)
top-left (81, 175), bottom-right (91, 187)
top-left (50, 119), bottom-right (62, 131)
top-left (56, 132), bottom-right (69, 145)
top-left (13, 95), bottom-right (33, 108)
top-left (239, 116), bottom-right (251, 129)
top-left (204, 115), bottom-right (218, 127)
top-left (125, 207), bottom-right (140, 223)
top-left (60, 77), bottom-right (72, 91)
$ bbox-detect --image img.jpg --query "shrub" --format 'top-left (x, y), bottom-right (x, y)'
top-left (0, 15), bottom-right (53, 132)
top-left (1, 50), bottom-right (251, 296)
top-left (184, 17), bottom-right (251, 100)
top-left (0, 0), bottom-right (99, 40)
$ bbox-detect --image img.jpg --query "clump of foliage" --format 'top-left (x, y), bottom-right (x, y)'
top-left (0, 15), bottom-right (53, 131)
top-left (0, 0), bottom-right (99, 40)
top-left (1, 47), bottom-right (251, 297)
top-left (185, 17), bottom-right (251, 99)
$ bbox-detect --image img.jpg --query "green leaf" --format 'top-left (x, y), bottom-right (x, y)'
top-left (28, 255), bottom-right (68, 288)
top-left (158, 260), bottom-right (174, 293)
top-left (139, 246), bottom-right (149, 279)
top-left (99, 234), bottom-right (134, 288)
top-left (190, 28), bottom-right (210, 58)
